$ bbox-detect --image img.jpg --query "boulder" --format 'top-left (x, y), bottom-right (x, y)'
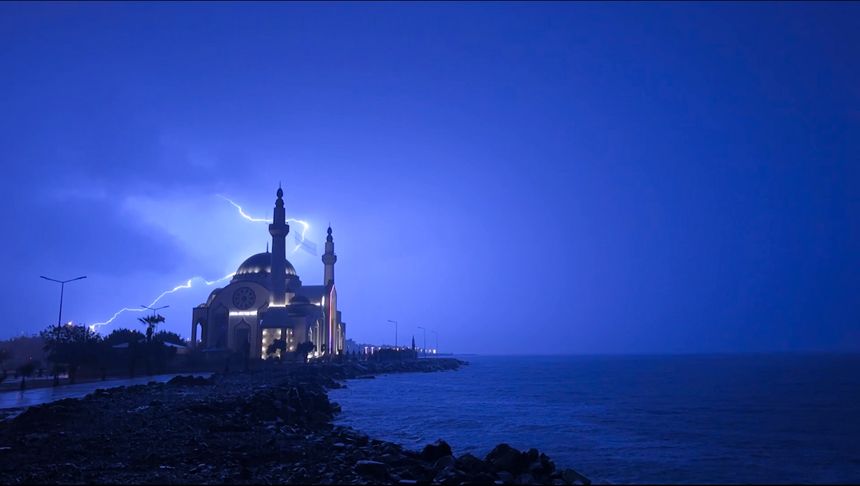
top-left (433, 455), bottom-right (455, 472)
top-left (561, 468), bottom-right (591, 485)
top-left (486, 443), bottom-right (528, 474)
top-left (496, 470), bottom-right (515, 484)
top-left (420, 439), bottom-right (453, 462)
top-left (455, 453), bottom-right (486, 474)
top-left (354, 460), bottom-right (389, 479)
top-left (516, 472), bottom-right (535, 485)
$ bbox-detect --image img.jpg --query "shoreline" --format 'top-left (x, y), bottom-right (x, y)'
top-left (0, 358), bottom-right (590, 485)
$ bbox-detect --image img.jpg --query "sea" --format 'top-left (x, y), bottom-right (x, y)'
top-left (329, 354), bottom-right (860, 484)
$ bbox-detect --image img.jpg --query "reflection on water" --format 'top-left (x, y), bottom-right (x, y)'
top-left (0, 372), bottom-right (212, 419)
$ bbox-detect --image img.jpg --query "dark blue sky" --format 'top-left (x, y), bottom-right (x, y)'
top-left (1, 2), bottom-right (858, 353)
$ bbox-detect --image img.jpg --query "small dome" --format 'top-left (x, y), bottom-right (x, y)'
top-left (235, 252), bottom-right (297, 277)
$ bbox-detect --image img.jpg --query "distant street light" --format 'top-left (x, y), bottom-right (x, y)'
top-left (40, 275), bottom-right (87, 327)
top-left (431, 329), bottom-right (438, 354)
top-left (417, 326), bottom-right (426, 358)
top-left (387, 319), bottom-right (398, 349)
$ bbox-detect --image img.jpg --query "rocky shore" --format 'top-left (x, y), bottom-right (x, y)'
top-left (0, 358), bottom-right (590, 485)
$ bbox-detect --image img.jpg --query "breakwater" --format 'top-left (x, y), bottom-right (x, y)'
top-left (0, 358), bottom-right (590, 484)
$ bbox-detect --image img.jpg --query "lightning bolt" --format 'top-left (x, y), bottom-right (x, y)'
top-left (90, 273), bottom-right (235, 332)
top-left (217, 194), bottom-right (271, 223)
top-left (91, 194), bottom-right (313, 334)
top-left (217, 194), bottom-right (312, 253)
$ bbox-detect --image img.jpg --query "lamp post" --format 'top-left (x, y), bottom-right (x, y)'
top-left (387, 319), bottom-right (398, 349)
top-left (431, 329), bottom-right (438, 355)
top-left (141, 304), bottom-right (169, 316)
top-left (40, 275), bottom-right (86, 387)
top-left (141, 304), bottom-right (169, 342)
top-left (40, 275), bottom-right (87, 327)
top-left (417, 326), bottom-right (426, 358)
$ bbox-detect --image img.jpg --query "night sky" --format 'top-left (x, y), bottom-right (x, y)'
top-left (1, 2), bottom-right (858, 354)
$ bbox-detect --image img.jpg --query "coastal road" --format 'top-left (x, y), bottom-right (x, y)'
top-left (0, 372), bottom-right (212, 420)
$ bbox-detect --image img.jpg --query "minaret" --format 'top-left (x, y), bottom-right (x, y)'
top-left (322, 225), bottom-right (337, 286)
top-left (269, 185), bottom-right (290, 305)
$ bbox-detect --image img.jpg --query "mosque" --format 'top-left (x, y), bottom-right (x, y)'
top-left (190, 187), bottom-right (345, 360)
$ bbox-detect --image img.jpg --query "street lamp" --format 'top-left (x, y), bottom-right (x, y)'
top-left (387, 319), bottom-right (398, 349)
top-left (431, 329), bottom-right (438, 354)
top-left (140, 304), bottom-right (169, 343)
top-left (141, 304), bottom-right (169, 316)
top-left (40, 275), bottom-right (87, 327)
top-left (417, 325), bottom-right (426, 358)
top-left (40, 274), bottom-right (86, 387)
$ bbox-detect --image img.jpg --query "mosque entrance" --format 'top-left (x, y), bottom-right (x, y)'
top-left (234, 323), bottom-right (251, 358)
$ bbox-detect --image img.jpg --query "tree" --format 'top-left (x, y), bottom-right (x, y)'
top-left (103, 328), bottom-right (145, 347)
top-left (150, 331), bottom-right (184, 373)
top-left (0, 348), bottom-right (10, 384)
top-left (40, 323), bottom-right (100, 385)
top-left (17, 360), bottom-right (37, 391)
top-left (0, 348), bottom-right (10, 370)
top-left (103, 328), bottom-right (146, 377)
top-left (267, 338), bottom-right (287, 362)
top-left (137, 314), bottom-right (166, 343)
top-left (152, 330), bottom-right (185, 346)
top-left (136, 315), bottom-right (166, 375)
top-left (295, 341), bottom-right (315, 364)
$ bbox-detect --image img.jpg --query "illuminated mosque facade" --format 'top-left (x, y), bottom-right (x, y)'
top-left (190, 187), bottom-right (345, 360)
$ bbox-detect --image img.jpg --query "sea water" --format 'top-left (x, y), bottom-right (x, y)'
top-left (329, 354), bottom-right (860, 484)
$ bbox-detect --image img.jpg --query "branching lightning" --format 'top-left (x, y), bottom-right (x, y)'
top-left (91, 194), bottom-right (315, 334)
top-left (90, 273), bottom-right (235, 332)
top-left (217, 194), bottom-right (312, 253)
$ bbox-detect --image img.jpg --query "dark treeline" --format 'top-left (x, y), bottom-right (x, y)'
top-left (0, 317), bottom-right (188, 390)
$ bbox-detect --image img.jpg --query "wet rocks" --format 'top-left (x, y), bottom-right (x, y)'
top-left (0, 358), bottom-right (590, 485)
top-left (421, 439), bottom-right (453, 462)
top-left (354, 459), bottom-right (390, 479)
top-left (166, 375), bottom-right (213, 387)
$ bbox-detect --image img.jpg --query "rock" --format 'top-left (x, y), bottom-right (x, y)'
top-left (354, 460), bottom-right (389, 479)
top-left (434, 465), bottom-right (464, 485)
top-left (561, 468), bottom-right (591, 485)
top-left (486, 443), bottom-right (528, 474)
top-left (455, 453), bottom-right (486, 474)
top-left (516, 472), bottom-right (535, 484)
top-left (421, 439), bottom-right (453, 462)
top-left (433, 454), bottom-right (455, 472)
top-left (497, 470), bottom-right (515, 484)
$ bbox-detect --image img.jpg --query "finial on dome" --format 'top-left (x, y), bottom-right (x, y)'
top-left (326, 224), bottom-right (333, 242)
top-left (276, 183), bottom-right (283, 199)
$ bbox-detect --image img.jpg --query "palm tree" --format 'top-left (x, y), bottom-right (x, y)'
top-left (138, 314), bottom-right (166, 343)
top-left (137, 314), bottom-right (165, 375)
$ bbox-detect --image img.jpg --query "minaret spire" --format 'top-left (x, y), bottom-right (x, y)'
top-left (322, 224), bottom-right (337, 286)
top-left (269, 185), bottom-right (290, 305)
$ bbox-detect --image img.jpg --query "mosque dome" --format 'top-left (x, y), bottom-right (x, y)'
top-left (234, 252), bottom-right (297, 277)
